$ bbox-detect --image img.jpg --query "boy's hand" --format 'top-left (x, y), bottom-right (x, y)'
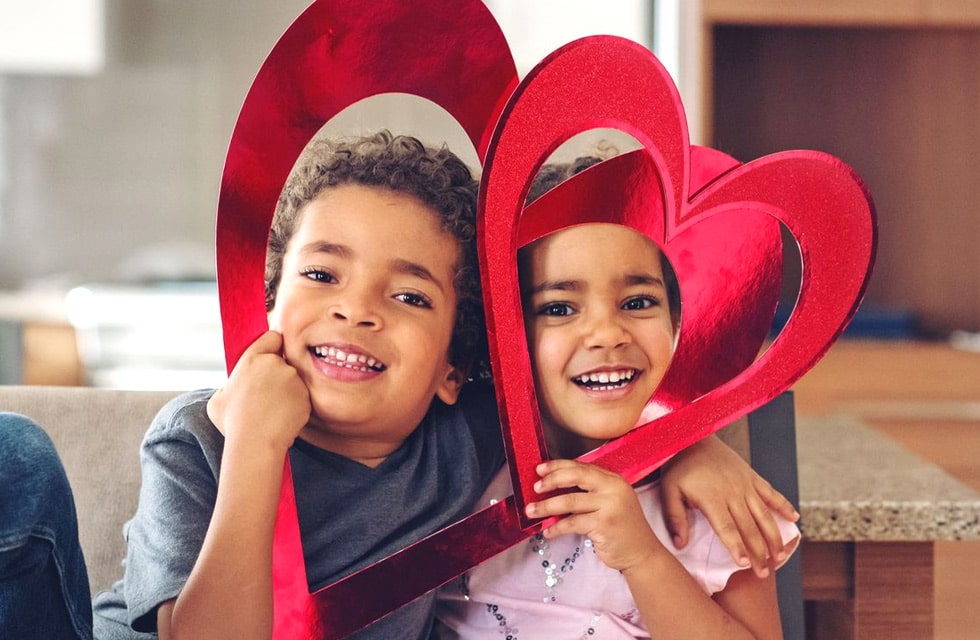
top-left (526, 459), bottom-right (662, 574)
top-left (659, 435), bottom-right (799, 578)
top-left (207, 330), bottom-right (311, 453)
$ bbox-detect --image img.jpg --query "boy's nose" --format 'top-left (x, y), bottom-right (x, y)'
top-left (329, 293), bottom-right (382, 328)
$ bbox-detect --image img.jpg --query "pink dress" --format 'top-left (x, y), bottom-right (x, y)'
top-left (434, 467), bottom-right (800, 639)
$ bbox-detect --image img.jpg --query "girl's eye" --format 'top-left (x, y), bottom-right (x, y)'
top-left (623, 296), bottom-right (660, 311)
top-left (538, 302), bottom-right (574, 317)
top-left (394, 292), bottom-right (433, 308)
top-left (301, 268), bottom-right (336, 283)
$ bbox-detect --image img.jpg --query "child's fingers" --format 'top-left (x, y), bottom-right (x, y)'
top-left (746, 495), bottom-right (790, 563)
top-left (244, 329), bottom-right (284, 357)
top-left (660, 482), bottom-right (692, 549)
top-left (755, 478), bottom-right (800, 522)
top-left (525, 488), bottom-right (600, 520)
top-left (698, 503), bottom-right (752, 570)
top-left (728, 501), bottom-right (775, 578)
top-left (533, 459), bottom-right (618, 494)
top-left (537, 512), bottom-right (590, 540)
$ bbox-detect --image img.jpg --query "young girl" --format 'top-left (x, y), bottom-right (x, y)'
top-left (434, 163), bottom-right (799, 639)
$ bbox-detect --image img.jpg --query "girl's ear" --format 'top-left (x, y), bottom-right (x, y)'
top-left (435, 363), bottom-right (467, 405)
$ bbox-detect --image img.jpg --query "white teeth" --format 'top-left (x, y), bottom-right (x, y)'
top-left (312, 346), bottom-right (385, 371)
top-left (575, 369), bottom-right (636, 387)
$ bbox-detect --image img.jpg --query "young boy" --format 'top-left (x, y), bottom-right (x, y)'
top-left (91, 132), bottom-right (504, 639)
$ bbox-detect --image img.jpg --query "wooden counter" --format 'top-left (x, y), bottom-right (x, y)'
top-left (796, 416), bottom-right (980, 639)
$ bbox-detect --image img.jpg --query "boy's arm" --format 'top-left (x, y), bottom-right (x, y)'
top-left (659, 434), bottom-right (799, 578)
top-left (163, 331), bottom-right (310, 640)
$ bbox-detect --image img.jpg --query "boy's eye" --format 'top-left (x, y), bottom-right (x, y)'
top-left (622, 295), bottom-right (660, 311)
top-left (537, 302), bottom-right (574, 317)
top-left (301, 268), bottom-right (336, 283)
top-left (394, 292), bottom-right (433, 308)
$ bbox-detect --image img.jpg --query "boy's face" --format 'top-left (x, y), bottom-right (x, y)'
top-left (520, 224), bottom-right (675, 459)
top-left (268, 184), bottom-right (463, 462)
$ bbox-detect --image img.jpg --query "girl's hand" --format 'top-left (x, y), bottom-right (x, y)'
top-left (206, 330), bottom-right (311, 453)
top-left (525, 459), bottom-right (663, 574)
top-left (659, 435), bottom-right (799, 578)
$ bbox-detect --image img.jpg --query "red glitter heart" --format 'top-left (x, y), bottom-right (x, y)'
top-left (479, 36), bottom-right (876, 521)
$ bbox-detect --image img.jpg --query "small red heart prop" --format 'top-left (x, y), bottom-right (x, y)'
top-left (215, 2), bottom-right (876, 637)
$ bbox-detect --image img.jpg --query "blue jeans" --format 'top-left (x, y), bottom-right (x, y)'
top-left (0, 412), bottom-right (92, 639)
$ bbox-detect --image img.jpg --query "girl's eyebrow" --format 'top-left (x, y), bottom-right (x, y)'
top-left (529, 273), bottom-right (665, 295)
top-left (527, 279), bottom-right (582, 296)
top-left (624, 273), bottom-right (666, 288)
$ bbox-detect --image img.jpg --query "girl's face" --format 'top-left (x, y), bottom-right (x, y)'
top-left (520, 224), bottom-right (676, 459)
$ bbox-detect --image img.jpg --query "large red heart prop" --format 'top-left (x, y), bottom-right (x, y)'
top-left (213, 1), bottom-right (516, 636)
top-left (214, 2), bottom-right (875, 637)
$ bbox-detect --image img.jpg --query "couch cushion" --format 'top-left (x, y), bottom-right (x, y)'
top-left (0, 386), bottom-right (179, 594)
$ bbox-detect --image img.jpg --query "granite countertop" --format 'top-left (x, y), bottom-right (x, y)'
top-left (796, 415), bottom-right (980, 541)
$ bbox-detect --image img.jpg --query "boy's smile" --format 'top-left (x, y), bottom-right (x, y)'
top-left (268, 184), bottom-right (463, 464)
top-left (520, 223), bottom-right (676, 459)
top-left (310, 342), bottom-right (386, 379)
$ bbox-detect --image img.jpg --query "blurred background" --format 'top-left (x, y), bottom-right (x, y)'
top-left (3, 1), bottom-right (979, 390)
top-left (0, 0), bottom-right (656, 388)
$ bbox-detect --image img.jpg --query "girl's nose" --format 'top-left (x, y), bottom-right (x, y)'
top-left (583, 311), bottom-right (630, 349)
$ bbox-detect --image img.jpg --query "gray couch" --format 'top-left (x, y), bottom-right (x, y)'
top-left (0, 385), bottom-right (180, 595)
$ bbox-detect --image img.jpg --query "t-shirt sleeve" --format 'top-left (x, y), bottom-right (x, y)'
top-left (121, 392), bottom-right (222, 632)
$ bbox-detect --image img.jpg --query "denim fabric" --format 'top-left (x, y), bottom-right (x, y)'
top-left (0, 413), bottom-right (92, 640)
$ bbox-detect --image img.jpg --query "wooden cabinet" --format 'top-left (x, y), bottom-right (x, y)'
top-left (696, 1), bottom-right (980, 334)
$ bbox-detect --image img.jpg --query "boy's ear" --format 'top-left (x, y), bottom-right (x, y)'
top-left (435, 363), bottom-right (467, 405)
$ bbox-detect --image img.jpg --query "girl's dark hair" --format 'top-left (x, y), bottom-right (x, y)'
top-left (525, 155), bottom-right (681, 326)
top-left (266, 130), bottom-right (487, 376)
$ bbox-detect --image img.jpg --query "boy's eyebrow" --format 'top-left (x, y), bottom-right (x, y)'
top-left (301, 242), bottom-right (448, 294)
top-left (299, 241), bottom-right (350, 258)
top-left (390, 258), bottom-right (447, 294)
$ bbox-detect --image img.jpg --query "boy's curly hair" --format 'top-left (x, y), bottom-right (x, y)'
top-left (266, 130), bottom-right (487, 377)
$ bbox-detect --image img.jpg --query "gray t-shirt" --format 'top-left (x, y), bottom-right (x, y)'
top-left (93, 383), bottom-right (502, 639)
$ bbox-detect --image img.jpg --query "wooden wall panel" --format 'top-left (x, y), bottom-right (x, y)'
top-left (711, 26), bottom-right (980, 334)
